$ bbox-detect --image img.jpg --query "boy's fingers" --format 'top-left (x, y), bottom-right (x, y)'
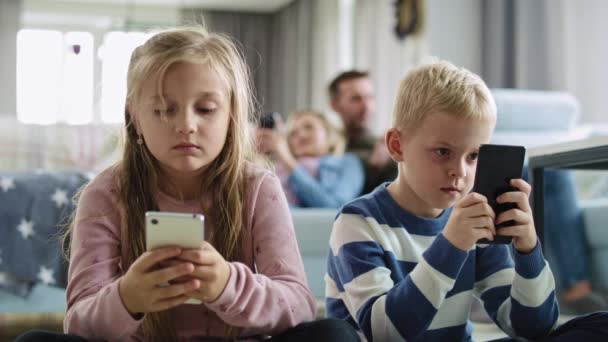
top-left (495, 224), bottom-right (529, 238)
top-left (473, 227), bottom-right (494, 242)
top-left (496, 209), bottom-right (529, 226)
top-left (510, 179), bottom-right (531, 196)
top-left (459, 192), bottom-right (487, 208)
top-left (471, 216), bottom-right (496, 235)
top-left (497, 192), bottom-right (531, 213)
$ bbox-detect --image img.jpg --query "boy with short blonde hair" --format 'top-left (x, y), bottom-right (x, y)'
top-left (326, 61), bottom-right (607, 341)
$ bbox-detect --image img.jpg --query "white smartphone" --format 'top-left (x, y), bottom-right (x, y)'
top-left (145, 211), bottom-right (205, 250)
top-left (145, 211), bottom-right (205, 305)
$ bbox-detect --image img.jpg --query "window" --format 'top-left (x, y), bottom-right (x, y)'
top-left (17, 29), bottom-right (93, 124)
top-left (99, 31), bottom-right (151, 123)
top-left (16, 29), bottom-right (150, 124)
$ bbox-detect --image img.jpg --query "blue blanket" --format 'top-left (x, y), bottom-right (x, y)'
top-left (0, 170), bottom-right (89, 296)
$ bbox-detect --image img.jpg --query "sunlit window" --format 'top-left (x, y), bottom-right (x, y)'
top-left (17, 29), bottom-right (93, 124)
top-left (99, 31), bottom-right (151, 123)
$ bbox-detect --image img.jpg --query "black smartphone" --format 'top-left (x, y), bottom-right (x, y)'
top-left (473, 144), bottom-right (526, 244)
top-left (259, 112), bottom-right (279, 129)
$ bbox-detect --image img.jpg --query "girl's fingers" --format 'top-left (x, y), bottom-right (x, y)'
top-left (190, 266), bottom-right (221, 281)
top-left (154, 279), bottom-right (200, 299)
top-left (132, 247), bottom-right (182, 273)
top-left (179, 247), bottom-right (219, 265)
top-left (147, 262), bottom-right (194, 284)
top-left (151, 295), bottom-right (191, 312)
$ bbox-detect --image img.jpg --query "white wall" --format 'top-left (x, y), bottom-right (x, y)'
top-left (425, 0), bottom-right (482, 74)
top-left (350, 0), bottom-right (482, 135)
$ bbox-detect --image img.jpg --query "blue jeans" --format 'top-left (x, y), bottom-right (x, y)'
top-left (523, 166), bottom-right (589, 290)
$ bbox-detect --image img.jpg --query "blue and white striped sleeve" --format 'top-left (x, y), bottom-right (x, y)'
top-left (474, 242), bottom-right (559, 340)
top-left (326, 210), bottom-right (469, 341)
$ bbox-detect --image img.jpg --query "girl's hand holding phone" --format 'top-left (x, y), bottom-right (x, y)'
top-left (177, 241), bottom-right (231, 303)
top-left (495, 179), bottom-right (538, 254)
top-left (118, 247), bottom-right (201, 318)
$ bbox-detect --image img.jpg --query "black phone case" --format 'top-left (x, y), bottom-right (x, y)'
top-left (473, 144), bottom-right (526, 244)
top-left (259, 112), bottom-right (278, 129)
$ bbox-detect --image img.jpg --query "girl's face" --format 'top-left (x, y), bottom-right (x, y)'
top-left (133, 62), bottom-right (231, 182)
top-left (288, 114), bottom-right (331, 158)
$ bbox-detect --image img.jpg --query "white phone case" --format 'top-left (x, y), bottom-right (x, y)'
top-left (145, 211), bottom-right (205, 305)
top-left (145, 211), bottom-right (204, 250)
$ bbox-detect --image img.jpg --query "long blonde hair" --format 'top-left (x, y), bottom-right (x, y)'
top-left (66, 26), bottom-right (256, 341)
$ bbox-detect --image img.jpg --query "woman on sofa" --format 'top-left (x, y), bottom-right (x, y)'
top-left (256, 110), bottom-right (364, 208)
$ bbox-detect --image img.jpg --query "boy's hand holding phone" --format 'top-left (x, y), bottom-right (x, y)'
top-left (442, 192), bottom-right (496, 251)
top-left (118, 247), bottom-right (201, 318)
top-left (495, 178), bottom-right (538, 254)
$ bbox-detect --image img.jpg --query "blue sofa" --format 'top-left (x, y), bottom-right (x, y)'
top-left (292, 89), bottom-right (608, 302)
top-left (2, 89), bottom-right (607, 332)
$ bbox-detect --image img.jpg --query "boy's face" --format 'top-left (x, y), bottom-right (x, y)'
top-left (392, 112), bottom-right (494, 218)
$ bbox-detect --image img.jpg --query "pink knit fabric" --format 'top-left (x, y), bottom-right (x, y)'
top-left (63, 163), bottom-right (316, 341)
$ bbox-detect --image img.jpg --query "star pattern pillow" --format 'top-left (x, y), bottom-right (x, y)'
top-left (0, 170), bottom-right (90, 297)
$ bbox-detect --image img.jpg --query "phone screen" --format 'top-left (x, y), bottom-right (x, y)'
top-left (472, 144), bottom-right (526, 244)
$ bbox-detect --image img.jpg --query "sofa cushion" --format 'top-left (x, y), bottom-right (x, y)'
top-left (291, 209), bottom-right (336, 299)
top-left (492, 89), bottom-right (580, 131)
top-left (580, 199), bottom-right (608, 249)
top-left (589, 249), bottom-right (608, 292)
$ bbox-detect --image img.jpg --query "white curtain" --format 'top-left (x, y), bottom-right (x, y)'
top-left (353, 0), bottom-right (429, 135)
top-left (182, 0), bottom-right (349, 117)
top-left (0, 0), bottom-right (20, 116)
top-left (269, 0), bottom-right (355, 116)
top-left (482, 0), bottom-right (608, 124)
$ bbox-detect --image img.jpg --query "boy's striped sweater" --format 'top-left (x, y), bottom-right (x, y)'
top-left (325, 184), bottom-right (559, 341)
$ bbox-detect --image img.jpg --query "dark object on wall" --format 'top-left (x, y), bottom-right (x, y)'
top-left (71, 44), bottom-right (81, 55)
top-left (394, 0), bottom-right (424, 40)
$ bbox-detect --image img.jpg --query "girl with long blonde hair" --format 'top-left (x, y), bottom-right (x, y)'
top-left (16, 27), bottom-right (358, 342)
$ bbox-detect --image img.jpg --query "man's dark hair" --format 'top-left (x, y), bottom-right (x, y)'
top-left (328, 70), bottom-right (369, 99)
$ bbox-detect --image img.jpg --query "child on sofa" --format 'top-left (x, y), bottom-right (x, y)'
top-left (325, 60), bottom-right (608, 341)
top-left (256, 110), bottom-right (364, 208)
top-left (16, 27), bottom-right (357, 342)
